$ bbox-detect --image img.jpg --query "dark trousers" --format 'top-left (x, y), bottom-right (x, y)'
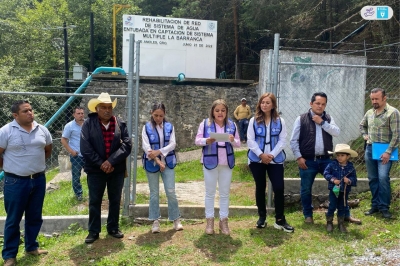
top-left (2, 174), bottom-right (46, 260)
top-left (249, 162), bottom-right (285, 220)
top-left (238, 119), bottom-right (249, 141)
top-left (87, 171), bottom-right (125, 234)
top-left (327, 191), bottom-right (349, 217)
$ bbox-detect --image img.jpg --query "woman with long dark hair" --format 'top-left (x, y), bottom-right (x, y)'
top-left (142, 102), bottom-right (183, 233)
top-left (247, 93), bottom-right (294, 233)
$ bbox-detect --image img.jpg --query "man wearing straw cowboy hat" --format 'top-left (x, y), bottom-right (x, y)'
top-left (81, 92), bottom-right (132, 244)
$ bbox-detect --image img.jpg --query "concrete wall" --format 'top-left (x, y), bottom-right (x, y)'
top-left (260, 50), bottom-right (367, 160)
top-left (82, 78), bottom-right (258, 151)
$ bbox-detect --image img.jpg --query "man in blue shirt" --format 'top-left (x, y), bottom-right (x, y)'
top-left (61, 107), bottom-right (85, 201)
top-left (0, 100), bottom-right (52, 266)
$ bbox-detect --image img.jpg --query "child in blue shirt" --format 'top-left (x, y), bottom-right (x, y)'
top-left (324, 144), bottom-right (358, 233)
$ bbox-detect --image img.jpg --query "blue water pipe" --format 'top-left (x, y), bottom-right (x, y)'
top-left (0, 67), bottom-right (126, 181)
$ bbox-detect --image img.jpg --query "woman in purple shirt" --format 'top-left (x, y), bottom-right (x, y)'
top-left (195, 99), bottom-right (241, 235)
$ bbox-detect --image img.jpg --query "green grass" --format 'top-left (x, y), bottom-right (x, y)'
top-left (1, 152), bottom-right (400, 265)
top-left (5, 181), bottom-right (400, 265)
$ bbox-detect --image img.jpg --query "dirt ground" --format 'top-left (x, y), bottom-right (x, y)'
top-left (135, 181), bottom-right (243, 205)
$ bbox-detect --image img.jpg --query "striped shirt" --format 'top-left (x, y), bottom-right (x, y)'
top-left (100, 116), bottom-right (116, 158)
top-left (360, 103), bottom-right (400, 153)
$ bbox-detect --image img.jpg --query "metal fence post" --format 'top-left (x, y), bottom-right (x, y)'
top-left (266, 33), bottom-right (280, 209)
top-left (123, 34), bottom-right (135, 216)
top-left (130, 40), bottom-right (140, 208)
top-left (266, 49), bottom-right (273, 93)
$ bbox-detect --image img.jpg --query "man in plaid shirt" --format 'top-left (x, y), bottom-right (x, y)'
top-left (81, 93), bottom-right (132, 243)
top-left (360, 88), bottom-right (400, 219)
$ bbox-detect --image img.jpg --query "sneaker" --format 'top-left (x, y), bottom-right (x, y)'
top-left (85, 232), bottom-right (99, 244)
top-left (173, 218), bottom-right (183, 231)
top-left (108, 229), bottom-right (124, 238)
top-left (256, 217), bottom-right (266, 228)
top-left (76, 195), bottom-right (83, 201)
top-left (274, 220), bottom-right (294, 233)
top-left (26, 249), bottom-right (48, 256)
top-left (4, 258), bottom-right (16, 266)
top-left (152, 220), bottom-right (160, 233)
top-left (381, 210), bottom-right (392, 219)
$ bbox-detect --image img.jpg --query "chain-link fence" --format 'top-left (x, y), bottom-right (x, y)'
top-left (0, 91), bottom-right (129, 178)
top-left (272, 38), bottom-right (400, 178)
top-left (1, 35), bottom-right (399, 213)
top-left (0, 37), bottom-right (141, 216)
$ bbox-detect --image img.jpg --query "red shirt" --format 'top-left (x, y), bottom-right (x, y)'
top-left (99, 116), bottom-right (116, 158)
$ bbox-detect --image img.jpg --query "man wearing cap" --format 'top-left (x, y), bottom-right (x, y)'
top-left (0, 100), bottom-right (52, 266)
top-left (81, 93), bottom-right (132, 244)
top-left (234, 98), bottom-right (252, 143)
top-left (360, 88), bottom-right (400, 219)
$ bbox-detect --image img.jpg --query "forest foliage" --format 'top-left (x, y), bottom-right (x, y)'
top-left (0, 0), bottom-right (398, 93)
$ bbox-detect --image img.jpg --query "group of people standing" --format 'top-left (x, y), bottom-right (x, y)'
top-left (0, 87), bottom-right (398, 265)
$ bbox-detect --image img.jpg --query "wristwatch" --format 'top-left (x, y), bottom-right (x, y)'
top-left (320, 121), bottom-right (325, 126)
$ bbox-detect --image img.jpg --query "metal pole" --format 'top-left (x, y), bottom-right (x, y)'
top-left (271, 33), bottom-right (280, 96)
top-left (266, 33), bottom-right (280, 209)
top-left (112, 4), bottom-right (131, 68)
top-left (131, 40), bottom-right (140, 206)
top-left (123, 34), bottom-right (135, 216)
top-left (266, 49), bottom-right (273, 93)
top-left (63, 21), bottom-right (70, 123)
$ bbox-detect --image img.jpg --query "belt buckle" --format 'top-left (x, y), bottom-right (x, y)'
top-left (30, 174), bottom-right (34, 179)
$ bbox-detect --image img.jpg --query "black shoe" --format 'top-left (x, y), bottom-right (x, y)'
top-left (274, 220), bottom-right (294, 233)
top-left (108, 229), bottom-right (124, 238)
top-left (256, 217), bottom-right (266, 228)
top-left (85, 233), bottom-right (99, 244)
top-left (381, 210), bottom-right (392, 219)
top-left (365, 208), bottom-right (380, 215)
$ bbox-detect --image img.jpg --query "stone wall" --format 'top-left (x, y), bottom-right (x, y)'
top-left (82, 77), bottom-right (258, 151)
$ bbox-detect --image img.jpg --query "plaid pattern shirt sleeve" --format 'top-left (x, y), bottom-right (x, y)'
top-left (360, 103), bottom-right (400, 153)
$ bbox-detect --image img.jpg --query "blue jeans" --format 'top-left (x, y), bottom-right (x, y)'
top-left (2, 173), bottom-right (46, 260)
top-left (365, 145), bottom-right (392, 211)
top-left (327, 190), bottom-right (348, 217)
top-left (87, 171), bottom-right (125, 234)
top-left (238, 119), bottom-right (249, 141)
top-left (70, 155), bottom-right (85, 197)
top-left (299, 158), bottom-right (331, 218)
top-left (146, 167), bottom-right (180, 221)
